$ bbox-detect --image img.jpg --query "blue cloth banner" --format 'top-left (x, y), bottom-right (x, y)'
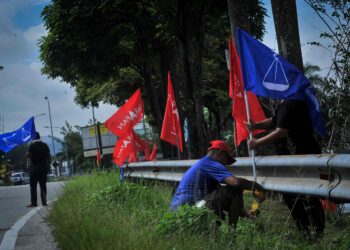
top-left (0, 117), bottom-right (36, 153)
top-left (236, 28), bottom-right (326, 136)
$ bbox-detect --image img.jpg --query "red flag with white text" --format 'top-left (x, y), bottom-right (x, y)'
top-left (160, 71), bottom-right (183, 152)
top-left (105, 88), bottom-right (144, 137)
top-left (113, 133), bottom-right (136, 166)
top-left (229, 36), bottom-right (266, 146)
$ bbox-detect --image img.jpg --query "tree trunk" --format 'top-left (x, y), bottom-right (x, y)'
top-left (176, 0), bottom-right (202, 158)
top-left (192, 0), bottom-right (208, 155)
top-left (271, 0), bottom-right (304, 71)
top-left (227, 0), bottom-right (251, 39)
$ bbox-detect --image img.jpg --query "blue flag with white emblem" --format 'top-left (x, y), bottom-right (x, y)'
top-left (236, 28), bottom-right (326, 136)
top-left (0, 117), bottom-right (36, 153)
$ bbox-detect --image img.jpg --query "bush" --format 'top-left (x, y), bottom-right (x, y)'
top-left (156, 204), bottom-right (218, 235)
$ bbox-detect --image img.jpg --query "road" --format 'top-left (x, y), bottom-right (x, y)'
top-left (0, 182), bottom-right (64, 247)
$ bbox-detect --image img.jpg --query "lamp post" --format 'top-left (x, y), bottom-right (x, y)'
top-left (44, 96), bottom-right (59, 176)
top-left (34, 113), bottom-right (46, 119)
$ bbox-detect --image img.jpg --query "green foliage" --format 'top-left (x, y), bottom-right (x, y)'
top-left (59, 121), bottom-right (85, 170)
top-left (5, 144), bottom-right (28, 172)
top-left (156, 204), bottom-right (218, 235)
top-left (49, 173), bottom-right (350, 250)
top-left (40, 0), bottom-right (268, 156)
top-left (305, 0), bottom-right (350, 152)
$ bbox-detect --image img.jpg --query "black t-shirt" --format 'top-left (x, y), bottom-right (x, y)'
top-left (272, 100), bottom-right (321, 154)
top-left (28, 140), bottom-right (50, 166)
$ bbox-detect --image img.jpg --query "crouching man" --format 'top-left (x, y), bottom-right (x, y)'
top-left (170, 140), bottom-right (265, 226)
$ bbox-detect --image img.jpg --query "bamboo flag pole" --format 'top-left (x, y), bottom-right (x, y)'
top-left (244, 90), bottom-right (257, 184)
top-left (174, 123), bottom-right (181, 160)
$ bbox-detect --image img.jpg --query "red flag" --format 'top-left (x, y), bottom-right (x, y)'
top-left (134, 133), bottom-right (146, 152)
top-left (113, 133), bottom-right (135, 166)
top-left (160, 71), bottom-right (183, 152)
top-left (229, 36), bottom-right (266, 146)
top-left (128, 149), bottom-right (139, 163)
top-left (105, 88), bottom-right (144, 137)
top-left (149, 143), bottom-right (157, 161)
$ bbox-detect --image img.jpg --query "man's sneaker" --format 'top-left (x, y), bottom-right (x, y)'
top-left (26, 203), bottom-right (37, 207)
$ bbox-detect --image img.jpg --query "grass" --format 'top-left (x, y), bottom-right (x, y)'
top-left (48, 172), bottom-right (350, 250)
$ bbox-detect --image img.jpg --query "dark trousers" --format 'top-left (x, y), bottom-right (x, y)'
top-left (283, 193), bottom-right (325, 237)
top-left (30, 173), bottom-right (47, 206)
top-left (205, 185), bottom-right (244, 226)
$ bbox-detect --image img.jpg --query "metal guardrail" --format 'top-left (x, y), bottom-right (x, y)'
top-left (127, 154), bottom-right (350, 202)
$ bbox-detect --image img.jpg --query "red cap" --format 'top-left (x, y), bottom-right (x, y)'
top-left (208, 140), bottom-right (236, 165)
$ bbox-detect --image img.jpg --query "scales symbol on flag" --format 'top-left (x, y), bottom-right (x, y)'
top-left (262, 53), bottom-right (290, 92)
top-left (22, 127), bottom-right (31, 141)
top-left (2, 133), bottom-right (17, 148)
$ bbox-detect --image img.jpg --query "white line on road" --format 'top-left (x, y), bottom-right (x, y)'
top-left (0, 201), bottom-right (53, 250)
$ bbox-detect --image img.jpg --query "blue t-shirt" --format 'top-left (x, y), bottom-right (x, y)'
top-left (170, 156), bottom-right (233, 210)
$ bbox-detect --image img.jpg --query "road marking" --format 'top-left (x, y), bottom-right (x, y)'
top-left (0, 201), bottom-right (52, 250)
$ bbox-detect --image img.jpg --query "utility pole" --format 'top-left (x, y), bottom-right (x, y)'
top-left (92, 105), bottom-right (101, 171)
top-left (44, 96), bottom-right (59, 176)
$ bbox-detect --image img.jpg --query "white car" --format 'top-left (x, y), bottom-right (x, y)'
top-left (10, 172), bottom-right (30, 185)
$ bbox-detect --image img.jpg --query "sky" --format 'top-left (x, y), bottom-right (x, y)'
top-left (0, 0), bottom-right (333, 142)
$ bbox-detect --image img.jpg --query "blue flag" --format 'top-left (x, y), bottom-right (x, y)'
top-left (0, 117), bottom-right (37, 153)
top-left (236, 28), bottom-right (326, 136)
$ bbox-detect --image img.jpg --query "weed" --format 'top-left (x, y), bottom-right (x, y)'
top-left (48, 172), bottom-right (350, 250)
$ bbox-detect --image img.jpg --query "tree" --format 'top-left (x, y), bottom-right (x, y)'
top-left (304, 0), bottom-right (350, 152)
top-left (271, 0), bottom-right (304, 70)
top-left (5, 144), bottom-right (28, 172)
top-left (59, 122), bottom-right (84, 173)
top-left (40, 0), bottom-right (267, 158)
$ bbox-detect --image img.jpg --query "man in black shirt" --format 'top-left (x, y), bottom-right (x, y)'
top-left (247, 99), bottom-right (325, 238)
top-left (26, 132), bottom-right (51, 207)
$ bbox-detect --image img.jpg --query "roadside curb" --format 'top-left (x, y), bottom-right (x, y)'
top-left (15, 205), bottom-right (59, 250)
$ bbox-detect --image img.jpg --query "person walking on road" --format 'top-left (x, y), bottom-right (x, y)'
top-left (170, 140), bottom-right (265, 227)
top-left (26, 132), bottom-right (51, 207)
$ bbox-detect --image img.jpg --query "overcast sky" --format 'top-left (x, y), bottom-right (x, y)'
top-left (0, 0), bottom-right (333, 139)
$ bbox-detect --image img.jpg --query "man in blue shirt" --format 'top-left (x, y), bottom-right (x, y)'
top-left (171, 140), bottom-right (265, 226)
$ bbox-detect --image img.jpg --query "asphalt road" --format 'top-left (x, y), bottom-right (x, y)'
top-left (0, 182), bottom-right (64, 245)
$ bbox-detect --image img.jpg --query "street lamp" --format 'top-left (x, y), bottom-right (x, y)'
top-left (34, 113), bottom-right (46, 119)
top-left (44, 96), bottom-right (59, 176)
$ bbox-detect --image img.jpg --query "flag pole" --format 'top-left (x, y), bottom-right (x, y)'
top-left (174, 126), bottom-right (181, 160)
top-left (132, 131), bottom-right (139, 162)
top-left (233, 120), bottom-right (239, 157)
top-left (244, 90), bottom-right (257, 184)
top-left (234, 27), bottom-right (257, 184)
top-left (142, 113), bottom-right (150, 161)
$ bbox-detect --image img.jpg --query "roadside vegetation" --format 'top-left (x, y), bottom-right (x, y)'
top-left (49, 172), bottom-right (350, 250)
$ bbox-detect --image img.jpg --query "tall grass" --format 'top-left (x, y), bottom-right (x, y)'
top-left (49, 172), bottom-right (350, 250)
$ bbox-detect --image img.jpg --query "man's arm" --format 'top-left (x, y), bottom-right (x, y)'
top-left (247, 118), bottom-right (274, 131)
top-left (248, 127), bottom-right (289, 150)
top-left (26, 152), bottom-right (32, 159)
top-left (224, 176), bottom-right (265, 191)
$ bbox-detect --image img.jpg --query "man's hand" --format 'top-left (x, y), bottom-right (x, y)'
top-left (248, 138), bottom-right (259, 150)
top-left (252, 181), bottom-right (265, 192)
top-left (245, 120), bottom-right (256, 132)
